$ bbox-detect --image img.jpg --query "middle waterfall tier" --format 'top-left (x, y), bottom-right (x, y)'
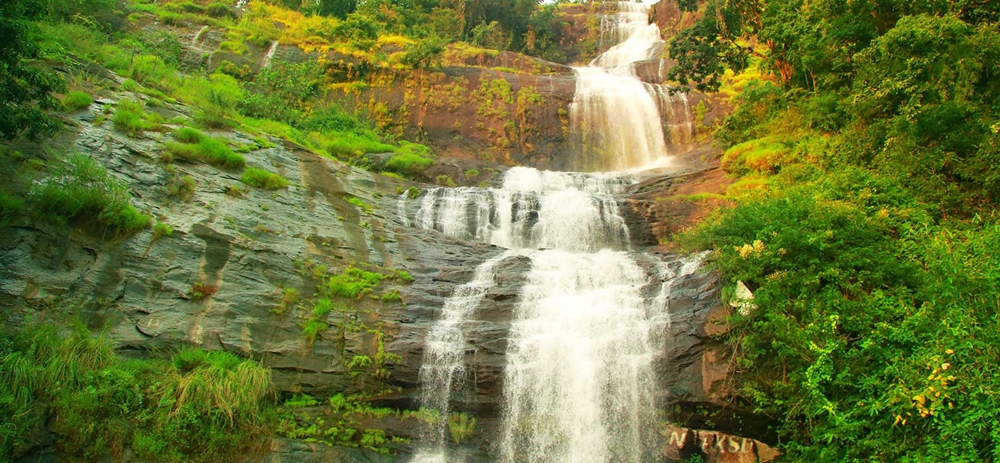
top-left (408, 167), bottom-right (635, 252)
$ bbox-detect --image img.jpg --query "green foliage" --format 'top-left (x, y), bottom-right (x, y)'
top-left (448, 412), bottom-right (476, 444)
top-left (393, 270), bottom-right (414, 283)
top-left (435, 174), bottom-right (457, 187)
top-left (167, 175), bottom-right (196, 201)
top-left (347, 196), bottom-right (373, 213)
top-left (720, 136), bottom-right (791, 176)
top-left (32, 154), bottom-right (151, 236)
top-left (325, 266), bottom-right (387, 299)
top-left (0, 0), bottom-right (63, 140)
top-left (241, 167), bottom-right (289, 190)
top-left (0, 322), bottom-right (273, 463)
top-left (685, 158), bottom-right (1000, 461)
top-left (379, 290), bottom-right (401, 303)
top-left (152, 222), bottom-right (173, 240)
top-left (112, 99), bottom-right (161, 137)
top-left (274, 287), bottom-right (300, 315)
top-left (63, 91), bottom-right (94, 111)
top-left (188, 281), bottom-right (219, 301)
top-left (383, 141), bottom-right (436, 178)
top-left (166, 128), bottom-right (245, 169)
top-left (301, 319), bottom-right (328, 343)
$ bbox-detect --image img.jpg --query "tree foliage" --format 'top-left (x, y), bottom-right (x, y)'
top-left (0, 0), bottom-right (63, 140)
top-left (682, 0), bottom-right (1000, 460)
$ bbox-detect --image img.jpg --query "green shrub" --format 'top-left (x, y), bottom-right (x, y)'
top-left (174, 127), bottom-right (206, 143)
top-left (720, 136), bottom-right (792, 176)
top-left (206, 2), bottom-right (236, 18)
top-left (189, 281), bottom-right (219, 301)
top-left (113, 108), bottom-right (149, 136)
top-left (448, 413), bottom-right (476, 444)
top-left (347, 196), bottom-right (372, 212)
top-left (274, 287), bottom-right (299, 315)
top-left (384, 141), bottom-right (435, 177)
top-left (0, 322), bottom-right (274, 463)
top-left (167, 129), bottom-right (245, 169)
top-left (241, 167), bottom-right (289, 190)
top-left (112, 99), bottom-right (160, 137)
top-left (324, 266), bottom-right (386, 299)
top-left (63, 91), bottom-right (93, 111)
top-left (152, 222), bottom-right (173, 240)
top-left (435, 174), bottom-right (457, 187)
top-left (32, 154), bottom-right (151, 236)
top-left (301, 319), bottom-right (328, 343)
top-left (167, 175), bottom-right (196, 200)
top-left (0, 193), bottom-right (26, 226)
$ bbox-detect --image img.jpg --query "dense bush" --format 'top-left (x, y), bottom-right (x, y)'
top-left (384, 141), bottom-right (435, 178)
top-left (32, 154), bottom-right (151, 235)
top-left (241, 167), bottom-right (289, 190)
top-left (0, 322), bottom-right (274, 463)
top-left (63, 91), bottom-right (93, 111)
top-left (165, 128), bottom-right (245, 169)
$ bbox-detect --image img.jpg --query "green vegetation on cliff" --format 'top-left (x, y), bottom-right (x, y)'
top-left (0, 322), bottom-right (274, 462)
top-left (676, 1), bottom-right (1000, 461)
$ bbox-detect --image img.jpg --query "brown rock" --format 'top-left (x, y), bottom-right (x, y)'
top-left (663, 425), bottom-right (781, 463)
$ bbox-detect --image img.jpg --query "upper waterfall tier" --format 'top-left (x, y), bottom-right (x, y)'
top-left (591, 2), bottom-right (666, 69)
top-left (568, 1), bottom-right (695, 172)
top-left (406, 167), bottom-right (635, 252)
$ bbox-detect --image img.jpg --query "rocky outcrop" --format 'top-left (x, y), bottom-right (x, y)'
top-left (663, 425), bottom-right (781, 463)
top-left (650, 0), bottom-right (705, 40)
top-left (626, 147), bottom-right (733, 247)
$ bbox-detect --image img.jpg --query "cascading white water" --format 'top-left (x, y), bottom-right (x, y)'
top-left (191, 25), bottom-right (209, 48)
top-left (413, 250), bottom-right (518, 463)
top-left (407, 167), bottom-right (676, 463)
top-left (408, 3), bottom-right (705, 462)
top-left (571, 67), bottom-right (670, 170)
top-left (570, 1), bottom-right (695, 171)
top-left (591, 2), bottom-right (665, 69)
top-left (413, 167), bottom-right (633, 252)
top-left (261, 40), bottom-right (279, 69)
top-left (498, 249), bottom-right (660, 463)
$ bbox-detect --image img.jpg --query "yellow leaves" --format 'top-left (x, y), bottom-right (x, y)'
top-left (736, 239), bottom-right (766, 258)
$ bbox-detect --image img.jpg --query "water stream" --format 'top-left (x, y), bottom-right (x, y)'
top-left (406, 2), bottom-right (700, 462)
top-left (261, 40), bottom-right (279, 69)
top-left (569, 0), bottom-right (695, 171)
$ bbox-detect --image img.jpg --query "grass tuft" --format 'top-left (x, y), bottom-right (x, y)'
top-left (241, 167), bottom-right (289, 190)
top-left (63, 91), bottom-right (94, 111)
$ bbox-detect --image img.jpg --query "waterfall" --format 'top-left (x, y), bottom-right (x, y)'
top-left (407, 167), bottom-right (678, 462)
top-left (261, 40), bottom-right (279, 69)
top-left (498, 249), bottom-right (659, 463)
top-left (590, 2), bottom-right (665, 69)
top-left (413, 251), bottom-right (518, 463)
top-left (412, 167), bottom-right (633, 251)
top-left (407, 3), bottom-right (706, 462)
top-left (191, 26), bottom-right (209, 48)
top-left (569, 1), bottom-right (695, 171)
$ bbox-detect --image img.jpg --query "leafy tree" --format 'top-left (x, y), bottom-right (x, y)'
top-left (0, 0), bottom-right (63, 140)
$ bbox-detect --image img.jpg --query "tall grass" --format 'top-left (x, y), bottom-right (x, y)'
top-left (0, 322), bottom-right (275, 463)
top-left (241, 167), bottom-right (289, 190)
top-left (165, 128), bottom-right (245, 169)
top-left (32, 154), bottom-right (151, 236)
